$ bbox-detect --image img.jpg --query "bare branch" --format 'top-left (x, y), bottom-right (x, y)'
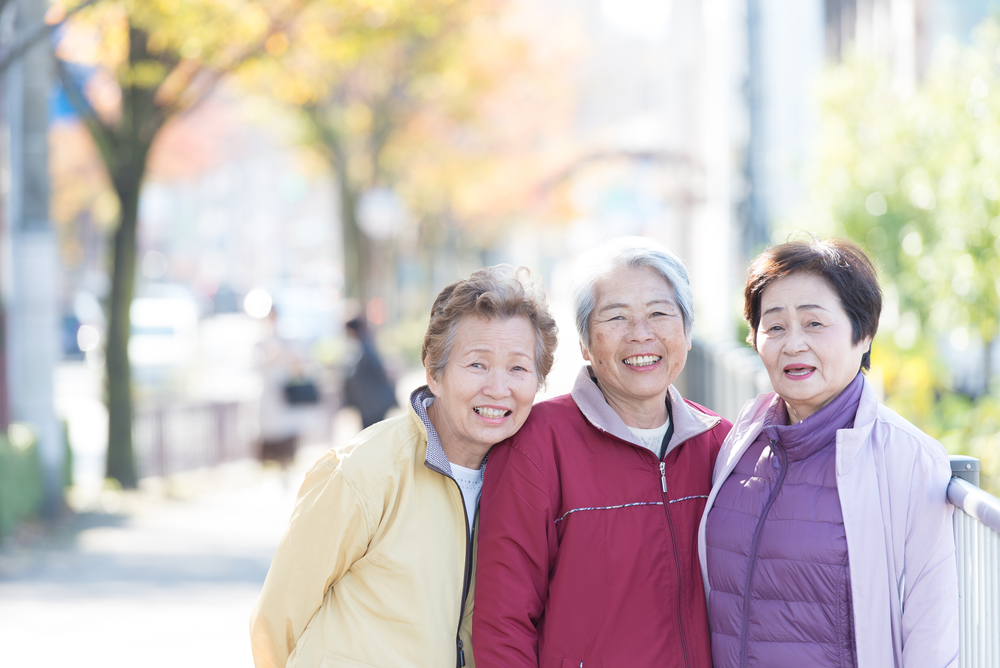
top-left (54, 56), bottom-right (117, 170)
top-left (0, 0), bottom-right (101, 74)
top-left (164, 0), bottom-right (321, 121)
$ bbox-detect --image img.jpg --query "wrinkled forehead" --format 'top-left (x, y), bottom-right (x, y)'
top-left (593, 266), bottom-right (677, 309)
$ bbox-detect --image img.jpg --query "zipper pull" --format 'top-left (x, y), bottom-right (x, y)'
top-left (458, 638), bottom-right (466, 666)
top-left (659, 461), bottom-right (667, 493)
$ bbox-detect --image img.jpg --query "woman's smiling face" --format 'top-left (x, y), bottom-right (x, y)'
top-left (755, 271), bottom-right (871, 424)
top-left (581, 266), bottom-right (690, 427)
top-left (427, 314), bottom-right (539, 468)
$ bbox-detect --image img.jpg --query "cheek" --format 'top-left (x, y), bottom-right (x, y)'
top-left (515, 381), bottom-right (538, 409)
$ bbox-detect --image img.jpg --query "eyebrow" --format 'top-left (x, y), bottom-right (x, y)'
top-left (465, 346), bottom-right (533, 358)
top-left (762, 304), bottom-right (828, 316)
top-left (598, 299), bottom-right (676, 314)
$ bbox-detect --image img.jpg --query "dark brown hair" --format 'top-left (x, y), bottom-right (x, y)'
top-left (421, 265), bottom-right (559, 385)
top-left (744, 237), bottom-right (882, 370)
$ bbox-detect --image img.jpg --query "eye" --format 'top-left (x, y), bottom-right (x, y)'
top-left (470, 362), bottom-right (484, 369)
top-left (766, 324), bottom-right (784, 333)
top-left (512, 365), bottom-right (527, 372)
top-left (807, 320), bottom-right (822, 327)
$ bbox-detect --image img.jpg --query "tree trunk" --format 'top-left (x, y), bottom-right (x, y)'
top-left (335, 153), bottom-right (369, 304)
top-left (103, 167), bottom-right (144, 488)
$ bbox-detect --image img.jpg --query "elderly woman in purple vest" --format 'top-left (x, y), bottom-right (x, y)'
top-left (697, 237), bottom-right (958, 668)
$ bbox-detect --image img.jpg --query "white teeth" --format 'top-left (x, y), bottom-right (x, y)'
top-left (475, 407), bottom-right (508, 418)
top-left (786, 369), bottom-right (811, 376)
top-left (624, 355), bottom-right (661, 367)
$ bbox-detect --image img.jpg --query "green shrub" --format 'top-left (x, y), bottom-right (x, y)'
top-left (0, 427), bottom-right (42, 539)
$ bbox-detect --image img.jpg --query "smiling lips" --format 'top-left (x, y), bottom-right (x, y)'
top-left (623, 355), bottom-right (662, 368)
top-left (474, 406), bottom-right (511, 418)
top-left (784, 365), bottom-right (815, 377)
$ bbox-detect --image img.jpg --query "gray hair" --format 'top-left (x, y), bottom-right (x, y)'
top-left (422, 264), bottom-right (559, 386)
top-left (572, 236), bottom-right (693, 349)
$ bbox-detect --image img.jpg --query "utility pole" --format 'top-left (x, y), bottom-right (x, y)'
top-left (4, 0), bottom-right (64, 517)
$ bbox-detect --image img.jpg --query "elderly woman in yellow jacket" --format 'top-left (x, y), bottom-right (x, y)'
top-left (250, 265), bottom-right (558, 668)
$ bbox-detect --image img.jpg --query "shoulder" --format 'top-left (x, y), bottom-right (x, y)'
top-left (682, 397), bottom-right (721, 418)
top-left (513, 393), bottom-right (584, 438)
top-left (681, 398), bottom-right (732, 437)
top-left (724, 393), bottom-right (774, 441)
top-left (494, 393), bottom-right (588, 468)
top-left (312, 412), bottom-right (423, 493)
top-left (870, 402), bottom-right (951, 469)
top-left (710, 392), bottom-right (774, 466)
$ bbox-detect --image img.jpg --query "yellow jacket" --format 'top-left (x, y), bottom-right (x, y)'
top-left (250, 389), bottom-right (477, 667)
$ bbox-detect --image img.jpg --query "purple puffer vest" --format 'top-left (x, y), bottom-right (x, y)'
top-left (705, 374), bottom-right (864, 668)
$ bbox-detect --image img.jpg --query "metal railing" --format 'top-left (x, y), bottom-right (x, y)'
top-left (949, 457), bottom-right (1000, 668)
top-left (133, 400), bottom-right (259, 478)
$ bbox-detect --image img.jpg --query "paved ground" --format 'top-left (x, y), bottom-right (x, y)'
top-left (0, 452), bottom-right (323, 668)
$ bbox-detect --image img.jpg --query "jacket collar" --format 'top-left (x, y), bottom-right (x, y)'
top-left (765, 372), bottom-right (865, 462)
top-left (570, 365), bottom-right (721, 456)
top-left (409, 385), bottom-right (453, 477)
top-left (835, 375), bottom-right (880, 476)
top-left (720, 375), bottom-right (880, 479)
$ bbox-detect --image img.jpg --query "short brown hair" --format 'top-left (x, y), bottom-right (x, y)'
top-left (421, 265), bottom-right (558, 385)
top-left (744, 237), bottom-right (882, 370)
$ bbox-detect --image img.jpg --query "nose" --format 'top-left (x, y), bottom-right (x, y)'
top-left (785, 324), bottom-right (809, 353)
top-left (627, 318), bottom-right (655, 342)
top-left (482, 367), bottom-right (513, 398)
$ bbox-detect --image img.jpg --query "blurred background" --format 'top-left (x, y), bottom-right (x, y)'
top-left (1, 0), bottom-right (999, 665)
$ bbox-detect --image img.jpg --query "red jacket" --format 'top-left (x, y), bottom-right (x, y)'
top-left (473, 366), bottom-right (730, 668)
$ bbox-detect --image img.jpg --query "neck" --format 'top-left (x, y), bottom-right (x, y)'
top-left (784, 403), bottom-right (808, 425)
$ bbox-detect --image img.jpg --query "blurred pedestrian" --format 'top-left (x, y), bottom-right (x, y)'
top-left (342, 315), bottom-right (397, 428)
top-left (249, 265), bottom-right (559, 668)
top-left (255, 306), bottom-right (309, 467)
top-left (473, 237), bottom-right (732, 667)
top-left (699, 237), bottom-right (958, 667)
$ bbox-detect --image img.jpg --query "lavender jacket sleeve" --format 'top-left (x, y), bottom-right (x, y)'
top-left (838, 381), bottom-right (958, 668)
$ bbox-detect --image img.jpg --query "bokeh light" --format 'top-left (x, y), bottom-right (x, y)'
top-left (244, 289), bottom-right (273, 319)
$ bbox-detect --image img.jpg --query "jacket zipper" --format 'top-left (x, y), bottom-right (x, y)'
top-left (660, 459), bottom-right (692, 668)
top-left (452, 477), bottom-right (474, 668)
top-left (738, 440), bottom-right (788, 668)
top-left (451, 450), bottom-right (490, 668)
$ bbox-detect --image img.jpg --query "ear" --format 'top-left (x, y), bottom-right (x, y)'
top-left (579, 340), bottom-right (591, 362)
top-left (426, 366), bottom-right (439, 395)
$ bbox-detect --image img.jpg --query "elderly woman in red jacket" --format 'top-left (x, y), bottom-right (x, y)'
top-left (473, 236), bottom-right (732, 668)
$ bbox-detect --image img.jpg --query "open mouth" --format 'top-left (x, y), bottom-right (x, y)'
top-left (784, 366), bottom-right (814, 377)
top-left (623, 355), bottom-right (661, 368)
top-left (474, 407), bottom-right (511, 418)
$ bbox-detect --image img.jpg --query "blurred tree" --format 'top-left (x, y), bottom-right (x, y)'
top-left (780, 17), bottom-right (1000, 491)
top-left (238, 0), bottom-right (580, 305)
top-left (55, 0), bottom-right (305, 487)
top-left (54, 0), bottom-right (577, 487)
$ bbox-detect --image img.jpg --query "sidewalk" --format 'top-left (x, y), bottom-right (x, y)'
top-left (0, 449), bottom-right (324, 668)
